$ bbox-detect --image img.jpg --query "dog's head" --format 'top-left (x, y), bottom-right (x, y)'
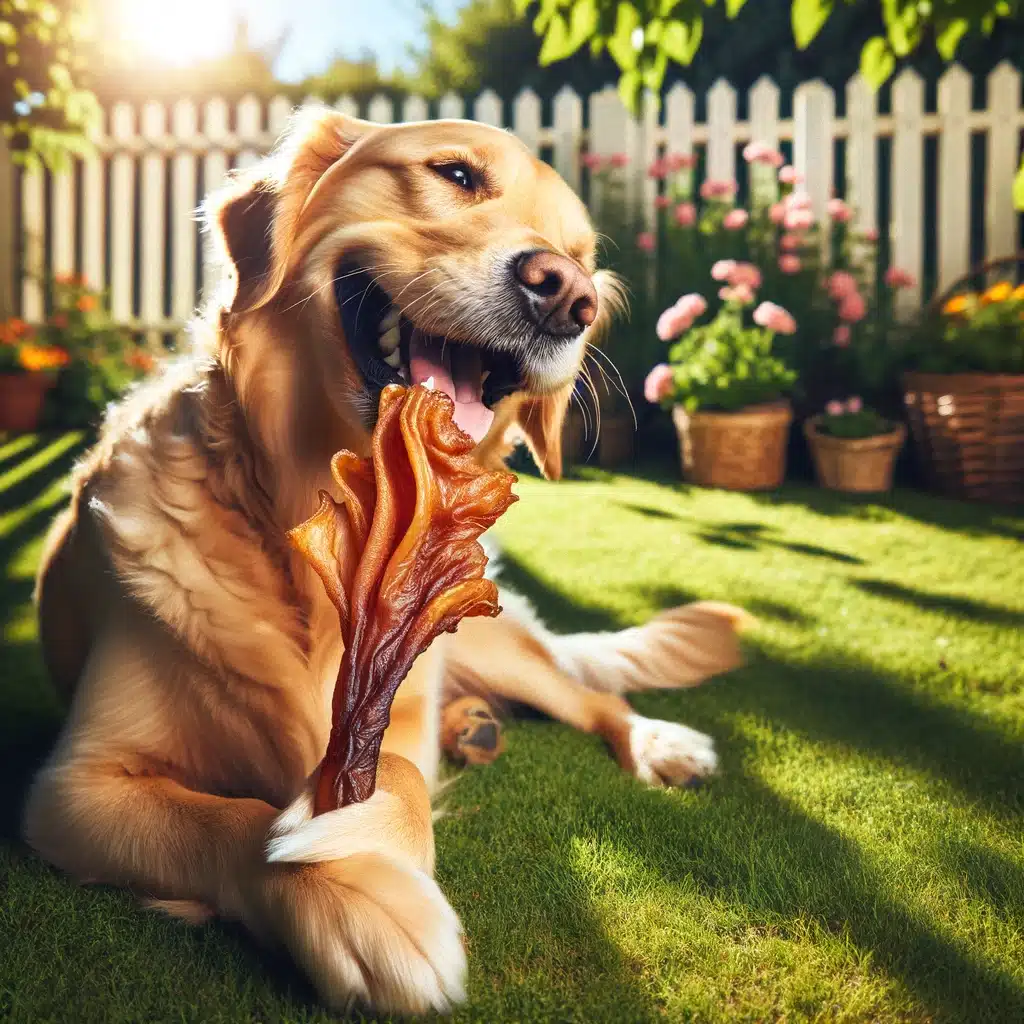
top-left (205, 107), bottom-right (620, 479)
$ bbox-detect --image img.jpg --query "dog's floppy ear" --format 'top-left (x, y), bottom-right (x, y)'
top-left (205, 106), bottom-right (371, 313)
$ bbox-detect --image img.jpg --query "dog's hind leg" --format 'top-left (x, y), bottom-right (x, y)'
top-left (443, 605), bottom-right (724, 787)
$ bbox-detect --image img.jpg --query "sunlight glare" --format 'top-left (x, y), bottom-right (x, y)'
top-left (110, 0), bottom-right (238, 67)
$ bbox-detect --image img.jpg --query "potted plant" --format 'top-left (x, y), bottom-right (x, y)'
top-left (804, 396), bottom-right (906, 493)
top-left (645, 264), bottom-right (798, 490)
top-left (0, 317), bottom-right (69, 432)
top-left (900, 261), bottom-right (1024, 503)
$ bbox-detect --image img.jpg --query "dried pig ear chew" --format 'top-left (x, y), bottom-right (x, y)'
top-left (287, 384), bottom-right (518, 815)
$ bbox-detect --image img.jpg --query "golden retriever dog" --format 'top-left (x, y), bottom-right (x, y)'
top-left (22, 107), bottom-right (748, 1014)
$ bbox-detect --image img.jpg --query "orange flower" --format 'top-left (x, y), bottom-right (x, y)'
top-left (54, 272), bottom-right (76, 286)
top-left (942, 294), bottom-right (973, 316)
top-left (50, 312), bottom-right (69, 329)
top-left (980, 281), bottom-right (1013, 305)
top-left (76, 294), bottom-right (97, 312)
top-left (125, 349), bottom-right (155, 373)
top-left (19, 343), bottom-right (69, 371)
top-left (1012, 283), bottom-right (1024, 301)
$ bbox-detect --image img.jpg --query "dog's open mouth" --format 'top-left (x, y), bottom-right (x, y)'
top-left (335, 265), bottom-right (524, 443)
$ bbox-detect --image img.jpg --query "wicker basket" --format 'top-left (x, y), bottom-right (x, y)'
top-left (672, 401), bottom-right (792, 490)
top-left (903, 371), bottom-right (1024, 503)
top-left (804, 416), bottom-right (906, 493)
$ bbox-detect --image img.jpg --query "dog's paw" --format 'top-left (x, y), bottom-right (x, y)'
top-left (441, 696), bottom-right (505, 765)
top-left (625, 713), bottom-right (718, 787)
top-left (264, 853), bottom-right (467, 1015)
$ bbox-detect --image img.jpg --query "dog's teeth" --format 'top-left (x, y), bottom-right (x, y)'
top-left (378, 306), bottom-right (400, 333)
top-left (379, 324), bottom-right (400, 355)
top-left (423, 376), bottom-right (436, 390)
top-left (383, 350), bottom-right (401, 368)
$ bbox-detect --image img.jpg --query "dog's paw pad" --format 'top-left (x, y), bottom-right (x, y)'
top-left (626, 714), bottom-right (717, 788)
top-left (442, 697), bottom-right (505, 765)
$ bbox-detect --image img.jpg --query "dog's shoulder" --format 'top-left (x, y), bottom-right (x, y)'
top-left (79, 354), bottom-right (311, 687)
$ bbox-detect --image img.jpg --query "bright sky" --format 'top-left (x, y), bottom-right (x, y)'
top-left (109, 0), bottom-right (465, 79)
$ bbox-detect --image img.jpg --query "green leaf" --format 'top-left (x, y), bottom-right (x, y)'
top-left (0, 20), bottom-right (16, 45)
top-left (660, 16), bottom-right (703, 65)
top-left (791, 0), bottom-right (833, 49)
top-left (725, 0), bottom-right (747, 16)
top-left (607, 2), bottom-right (641, 71)
top-left (860, 36), bottom-right (896, 88)
top-left (935, 18), bottom-right (968, 60)
top-left (539, 0), bottom-right (599, 64)
top-left (1013, 156), bottom-right (1024, 212)
top-left (617, 68), bottom-right (642, 113)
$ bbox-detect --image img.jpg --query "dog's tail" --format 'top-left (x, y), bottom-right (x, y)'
top-left (498, 588), bottom-right (754, 695)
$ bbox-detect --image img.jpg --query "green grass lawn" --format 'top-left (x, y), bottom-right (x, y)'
top-left (2, 432), bottom-right (1023, 1023)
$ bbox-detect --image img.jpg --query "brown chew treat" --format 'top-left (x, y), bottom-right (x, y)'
top-left (287, 384), bottom-right (517, 816)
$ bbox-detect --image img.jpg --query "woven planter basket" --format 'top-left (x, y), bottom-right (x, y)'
top-left (903, 371), bottom-right (1024, 503)
top-left (672, 401), bottom-right (792, 490)
top-left (804, 416), bottom-right (906, 493)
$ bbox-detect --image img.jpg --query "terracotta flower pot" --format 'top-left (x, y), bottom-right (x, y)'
top-left (0, 371), bottom-right (54, 433)
top-left (903, 371), bottom-right (1024, 503)
top-left (672, 401), bottom-right (792, 490)
top-left (804, 416), bottom-right (906, 493)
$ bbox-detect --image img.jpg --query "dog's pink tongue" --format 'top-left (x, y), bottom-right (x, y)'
top-left (409, 334), bottom-right (493, 443)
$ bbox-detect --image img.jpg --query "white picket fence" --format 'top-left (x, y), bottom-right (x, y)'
top-left (3, 63), bottom-right (1023, 337)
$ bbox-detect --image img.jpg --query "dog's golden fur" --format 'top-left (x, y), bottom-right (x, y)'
top-left (23, 109), bottom-right (749, 1014)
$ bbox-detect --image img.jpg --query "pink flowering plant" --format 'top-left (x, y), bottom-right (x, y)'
top-left (817, 396), bottom-right (894, 439)
top-left (645, 268), bottom-right (797, 414)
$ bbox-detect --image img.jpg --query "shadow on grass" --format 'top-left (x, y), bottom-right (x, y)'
top-left (696, 522), bottom-right (865, 565)
top-left (854, 578), bottom-right (1024, 629)
top-left (616, 502), bottom-right (684, 521)
top-left (0, 435), bottom-right (48, 477)
top-left (744, 597), bottom-right (815, 625)
top-left (0, 433), bottom-right (88, 518)
top-left (933, 835), bottom-right (1024, 932)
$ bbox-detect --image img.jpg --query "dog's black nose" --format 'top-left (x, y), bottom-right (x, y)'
top-left (514, 250), bottom-right (598, 337)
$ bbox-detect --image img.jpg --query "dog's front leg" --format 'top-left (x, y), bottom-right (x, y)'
top-left (23, 631), bottom-right (464, 1015)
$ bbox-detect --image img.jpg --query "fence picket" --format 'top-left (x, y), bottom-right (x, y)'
top-left (20, 164), bottom-right (44, 322)
top-left (937, 65), bottom-right (972, 292)
top-left (552, 86), bottom-right (582, 191)
top-left (403, 94), bottom-right (429, 123)
top-left (793, 79), bottom-right (835, 242)
top-left (473, 90), bottom-right (503, 127)
top-left (985, 62), bottom-right (1021, 262)
top-left (749, 76), bottom-right (781, 202)
top-left (706, 79), bottom-right (737, 184)
top-left (367, 94), bottom-right (394, 124)
top-left (589, 86), bottom-right (635, 218)
top-left (50, 162), bottom-right (75, 282)
top-left (891, 69), bottom-right (926, 311)
top-left (268, 94), bottom-right (292, 136)
top-left (201, 98), bottom-right (229, 301)
top-left (110, 102), bottom-right (136, 324)
top-left (235, 95), bottom-right (262, 168)
top-left (171, 99), bottom-right (198, 328)
top-left (513, 89), bottom-right (542, 154)
top-left (845, 74), bottom-right (878, 249)
top-left (439, 93), bottom-right (464, 120)
top-left (140, 101), bottom-right (167, 345)
top-left (334, 95), bottom-right (358, 118)
top-left (81, 109), bottom-right (106, 293)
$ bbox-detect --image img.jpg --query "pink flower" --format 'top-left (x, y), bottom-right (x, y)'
top-left (778, 254), bottom-right (802, 274)
top-left (780, 233), bottom-right (803, 251)
top-left (581, 153), bottom-right (604, 171)
top-left (769, 202), bottom-right (786, 225)
top-left (711, 259), bottom-right (737, 282)
top-left (609, 153), bottom-right (629, 168)
top-left (828, 271), bottom-right (858, 301)
top-left (753, 301), bottom-right (797, 335)
top-left (648, 159), bottom-right (669, 180)
top-left (885, 266), bottom-right (916, 289)
top-left (666, 152), bottom-right (697, 171)
top-left (644, 363), bottom-right (675, 404)
top-left (743, 141), bottom-right (784, 167)
top-left (728, 262), bottom-right (762, 290)
top-left (723, 208), bottom-right (749, 230)
top-left (833, 325), bottom-right (851, 347)
top-left (864, 227), bottom-right (880, 242)
top-left (827, 198), bottom-right (853, 223)
top-left (838, 291), bottom-right (867, 323)
top-left (784, 208), bottom-right (814, 232)
top-left (656, 305), bottom-right (692, 341)
top-left (719, 283), bottom-right (755, 305)
top-left (847, 395), bottom-right (863, 413)
top-left (655, 195), bottom-right (672, 209)
top-left (675, 293), bottom-right (708, 320)
top-left (636, 231), bottom-right (656, 252)
top-left (778, 165), bottom-right (804, 186)
top-left (786, 191), bottom-right (813, 211)
top-left (700, 178), bottom-right (737, 201)
top-left (826, 400), bottom-right (845, 417)
top-left (674, 202), bottom-right (697, 227)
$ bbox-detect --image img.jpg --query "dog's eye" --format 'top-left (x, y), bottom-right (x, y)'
top-left (433, 162), bottom-right (476, 192)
